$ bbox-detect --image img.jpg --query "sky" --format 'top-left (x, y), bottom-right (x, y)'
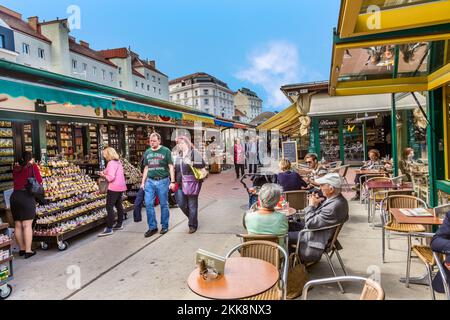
top-left (0, 0), bottom-right (341, 111)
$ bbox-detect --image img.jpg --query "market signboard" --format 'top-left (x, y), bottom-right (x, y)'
top-left (319, 119), bottom-right (338, 127)
top-left (282, 141), bottom-right (298, 164)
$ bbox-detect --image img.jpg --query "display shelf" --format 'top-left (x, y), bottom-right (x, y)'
top-left (0, 241), bottom-right (11, 250)
top-left (36, 204), bottom-right (107, 226)
top-left (36, 194), bottom-right (106, 218)
top-left (0, 256), bottom-right (12, 265)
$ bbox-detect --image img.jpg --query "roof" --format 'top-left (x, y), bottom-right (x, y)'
top-left (237, 87), bottom-right (260, 99)
top-left (69, 38), bottom-right (117, 68)
top-left (0, 8), bottom-right (51, 43)
top-left (235, 109), bottom-right (247, 117)
top-left (169, 72), bottom-right (230, 89)
top-left (131, 51), bottom-right (167, 77)
top-left (249, 111), bottom-right (276, 125)
top-left (98, 48), bottom-right (129, 59)
top-left (132, 69), bottom-right (145, 79)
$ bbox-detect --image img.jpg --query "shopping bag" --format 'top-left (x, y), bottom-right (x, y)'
top-left (182, 175), bottom-right (201, 196)
top-left (286, 253), bottom-right (309, 299)
top-left (191, 166), bottom-right (208, 181)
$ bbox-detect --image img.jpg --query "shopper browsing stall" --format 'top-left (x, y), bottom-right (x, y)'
top-left (98, 147), bottom-right (127, 237)
top-left (173, 136), bottom-right (206, 234)
top-left (141, 133), bottom-right (176, 237)
top-left (11, 152), bottom-right (42, 259)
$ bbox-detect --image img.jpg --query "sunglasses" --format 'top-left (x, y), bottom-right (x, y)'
top-left (306, 161), bottom-right (313, 164)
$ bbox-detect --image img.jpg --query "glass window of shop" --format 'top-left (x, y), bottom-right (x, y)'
top-left (343, 117), bottom-right (364, 164)
top-left (318, 119), bottom-right (340, 162)
top-left (365, 113), bottom-right (391, 159)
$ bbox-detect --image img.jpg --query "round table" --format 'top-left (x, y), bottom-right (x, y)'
top-left (187, 257), bottom-right (279, 300)
top-left (277, 207), bottom-right (297, 217)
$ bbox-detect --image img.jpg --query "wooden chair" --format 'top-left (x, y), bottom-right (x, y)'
top-left (283, 190), bottom-right (308, 211)
top-left (379, 195), bottom-right (428, 263)
top-left (226, 240), bottom-right (288, 300)
top-left (302, 276), bottom-right (385, 300)
top-left (295, 223), bottom-right (348, 293)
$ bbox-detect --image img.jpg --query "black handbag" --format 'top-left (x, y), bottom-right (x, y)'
top-left (26, 165), bottom-right (45, 202)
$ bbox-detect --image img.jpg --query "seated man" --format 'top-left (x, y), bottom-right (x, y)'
top-left (431, 210), bottom-right (450, 294)
top-left (245, 183), bottom-right (289, 245)
top-left (301, 153), bottom-right (328, 188)
top-left (288, 173), bottom-right (349, 263)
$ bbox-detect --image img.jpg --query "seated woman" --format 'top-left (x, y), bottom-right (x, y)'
top-left (245, 183), bottom-right (288, 245)
top-left (399, 148), bottom-right (415, 182)
top-left (276, 159), bottom-right (308, 192)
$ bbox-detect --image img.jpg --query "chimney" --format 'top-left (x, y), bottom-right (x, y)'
top-left (68, 35), bottom-right (76, 42)
top-left (80, 40), bottom-right (89, 48)
top-left (28, 16), bottom-right (39, 32)
top-left (0, 6), bottom-right (22, 19)
top-left (149, 60), bottom-right (156, 68)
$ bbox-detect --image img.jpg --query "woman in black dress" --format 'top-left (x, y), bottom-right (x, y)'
top-left (11, 152), bottom-right (42, 259)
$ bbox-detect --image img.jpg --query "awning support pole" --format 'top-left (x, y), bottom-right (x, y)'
top-left (391, 94), bottom-right (399, 177)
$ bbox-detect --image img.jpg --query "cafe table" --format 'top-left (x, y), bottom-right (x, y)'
top-left (187, 257), bottom-right (279, 300)
top-left (390, 208), bottom-right (443, 285)
top-left (277, 207), bottom-right (297, 217)
top-left (355, 169), bottom-right (385, 175)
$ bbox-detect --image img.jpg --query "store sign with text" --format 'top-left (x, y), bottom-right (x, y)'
top-left (108, 110), bottom-right (176, 124)
top-left (344, 118), bottom-right (362, 125)
top-left (319, 119), bottom-right (338, 127)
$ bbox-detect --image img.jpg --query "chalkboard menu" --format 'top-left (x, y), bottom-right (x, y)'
top-left (282, 141), bottom-right (298, 164)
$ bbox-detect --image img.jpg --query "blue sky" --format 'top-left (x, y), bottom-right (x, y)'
top-left (1, 0), bottom-right (341, 111)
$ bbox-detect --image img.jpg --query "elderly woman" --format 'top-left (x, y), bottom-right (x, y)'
top-left (244, 184), bottom-right (288, 243)
top-left (276, 159), bottom-right (308, 192)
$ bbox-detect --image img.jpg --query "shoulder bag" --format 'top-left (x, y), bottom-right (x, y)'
top-left (98, 161), bottom-right (119, 194)
top-left (181, 162), bottom-right (201, 196)
top-left (26, 165), bottom-right (45, 203)
top-left (286, 252), bottom-right (309, 299)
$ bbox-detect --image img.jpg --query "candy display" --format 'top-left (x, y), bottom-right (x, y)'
top-left (122, 158), bottom-right (142, 185)
top-left (0, 265), bottom-right (10, 281)
top-left (36, 199), bottom-right (107, 225)
top-left (0, 249), bottom-right (10, 261)
top-left (0, 234), bottom-right (11, 245)
top-left (36, 192), bottom-right (106, 217)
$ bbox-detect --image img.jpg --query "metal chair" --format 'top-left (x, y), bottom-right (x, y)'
top-left (295, 223), bottom-right (348, 293)
top-left (379, 195), bottom-right (428, 263)
top-left (433, 251), bottom-right (450, 300)
top-left (338, 165), bottom-right (351, 192)
top-left (365, 176), bottom-right (392, 225)
top-left (302, 276), bottom-right (385, 300)
top-left (283, 190), bottom-right (308, 211)
top-left (226, 240), bottom-right (289, 300)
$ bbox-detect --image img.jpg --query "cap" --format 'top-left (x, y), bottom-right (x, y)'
top-left (315, 173), bottom-right (342, 188)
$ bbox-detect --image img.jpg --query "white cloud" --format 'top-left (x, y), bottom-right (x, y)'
top-left (236, 41), bottom-right (319, 110)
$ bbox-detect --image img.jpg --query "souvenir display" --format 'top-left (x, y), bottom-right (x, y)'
top-left (127, 125), bottom-right (148, 166)
top-left (89, 124), bottom-right (99, 164)
top-left (0, 223), bottom-right (13, 299)
top-left (121, 158), bottom-right (142, 201)
top-left (46, 123), bottom-right (58, 157)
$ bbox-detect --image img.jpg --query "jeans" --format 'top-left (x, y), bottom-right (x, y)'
top-left (145, 178), bottom-right (170, 230)
top-left (249, 194), bottom-right (258, 209)
top-left (133, 188), bottom-right (145, 222)
top-left (174, 189), bottom-right (199, 229)
top-left (106, 190), bottom-right (124, 229)
top-left (235, 164), bottom-right (245, 178)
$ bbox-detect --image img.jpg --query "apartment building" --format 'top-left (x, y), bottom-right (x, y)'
top-left (234, 88), bottom-right (263, 122)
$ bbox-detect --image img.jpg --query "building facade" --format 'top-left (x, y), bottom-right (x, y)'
top-left (169, 72), bottom-right (235, 119)
top-left (0, 5), bottom-right (169, 101)
top-left (234, 88), bottom-right (263, 123)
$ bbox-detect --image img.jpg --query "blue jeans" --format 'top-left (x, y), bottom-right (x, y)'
top-left (174, 188), bottom-right (199, 229)
top-left (133, 188), bottom-right (145, 222)
top-left (145, 178), bottom-right (170, 230)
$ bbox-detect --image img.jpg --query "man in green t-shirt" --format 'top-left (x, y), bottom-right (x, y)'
top-left (141, 132), bottom-right (176, 237)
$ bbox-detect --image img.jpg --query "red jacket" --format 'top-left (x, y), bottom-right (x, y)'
top-left (13, 163), bottom-right (43, 191)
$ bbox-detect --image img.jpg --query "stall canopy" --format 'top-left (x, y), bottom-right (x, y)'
top-left (330, 0), bottom-right (450, 96)
top-left (115, 100), bottom-right (182, 119)
top-left (214, 119), bottom-right (234, 128)
top-left (309, 92), bottom-right (426, 116)
top-left (256, 103), bottom-right (299, 133)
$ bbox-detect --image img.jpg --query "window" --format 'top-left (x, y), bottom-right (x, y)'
top-left (204, 89), bottom-right (209, 95)
top-left (159, 88), bottom-right (161, 95)
top-left (136, 81), bottom-right (139, 87)
top-left (205, 108), bottom-right (209, 113)
top-left (195, 99), bottom-right (198, 106)
top-left (119, 81), bottom-right (123, 88)
top-left (184, 92), bottom-right (188, 98)
top-left (0, 35), bottom-right (5, 49)
top-left (38, 48), bottom-right (45, 60)
top-left (146, 73), bottom-right (150, 80)
top-left (93, 66), bottom-right (97, 76)
top-left (194, 90), bottom-right (198, 96)
top-left (82, 63), bottom-right (87, 72)
top-left (204, 99), bottom-right (209, 105)
top-left (118, 67), bottom-right (122, 74)
top-left (177, 94), bottom-right (180, 100)
top-left (158, 78), bottom-right (161, 84)
top-left (147, 85), bottom-right (150, 91)
top-left (152, 76), bottom-right (156, 82)
top-left (102, 70), bottom-right (106, 80)
top-left (22, 43), bottom-right (30, 55)
top-left (141, 83), bottom-right (144, 89)
top-left (72, 59), bottom-right (77, 70)
top-left (153, 87), bottom-right (156, 93)
top-left (169, 96), bottom-right (173, 101)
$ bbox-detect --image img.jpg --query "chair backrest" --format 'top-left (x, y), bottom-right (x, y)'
top-left (340, 164), bottom-right (350, 178)
top-left (237, 233), bottom-right (287, 249)
top-left (325, 224), bottom-right (344, 254)
top-left (226, 240), bottom-right (289, 300)
top-left (379, 195), bottom-right (428, 225)
top-left (283, 190), bottom-right (308, 211)
top-left (360, 279), bottom-right (385, 300)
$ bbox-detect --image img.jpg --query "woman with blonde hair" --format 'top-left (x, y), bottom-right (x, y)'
top-left (98, 147), bottom-right (127, 237)
top-left (276, 159), bottom-right (308, 192)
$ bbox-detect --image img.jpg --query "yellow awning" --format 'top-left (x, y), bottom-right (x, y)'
top-left (182, 113), bottom-right (215, 124)
top-left (257, 103), bottom-right (299, 131)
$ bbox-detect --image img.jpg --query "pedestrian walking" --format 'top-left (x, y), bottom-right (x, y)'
top-left (234, 138), bottom-right (245, 179)
top-left (98, 147), bottom-right (127, 237)
top-left (132, 153), bottom-right (146, 223)
top-left (248, 136), bottom-right (259, 174)
top-left (11, 151), bottom-right (42, 259)
top-left (141, 132), bottom-right (176, 237)
top-left (173, 136), bottom-right (206, 234)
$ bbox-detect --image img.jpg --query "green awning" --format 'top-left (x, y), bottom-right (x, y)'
top-left (0, 77), bottom-right (113, 110)
top-left (115, 100), bottom-right (182, 119)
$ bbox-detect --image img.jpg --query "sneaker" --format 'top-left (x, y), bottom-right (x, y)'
top-left (188, 227), bottom-right (197, 234)
top-left (144, 229), bottom-right (158, 238)
top-left (160, 228), bottom-right (168, 235)
top-left (113, 224), bottom-right (124, 230)
top-left (98, 228), bottom-right (114, 237)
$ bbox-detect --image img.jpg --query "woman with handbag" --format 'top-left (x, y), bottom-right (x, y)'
top-left (98, 147), bottom-right (127, 237)
top-left (173, 136), bottom-right (206, 234)
top-left (11, 152), bottom-right (42, 259)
